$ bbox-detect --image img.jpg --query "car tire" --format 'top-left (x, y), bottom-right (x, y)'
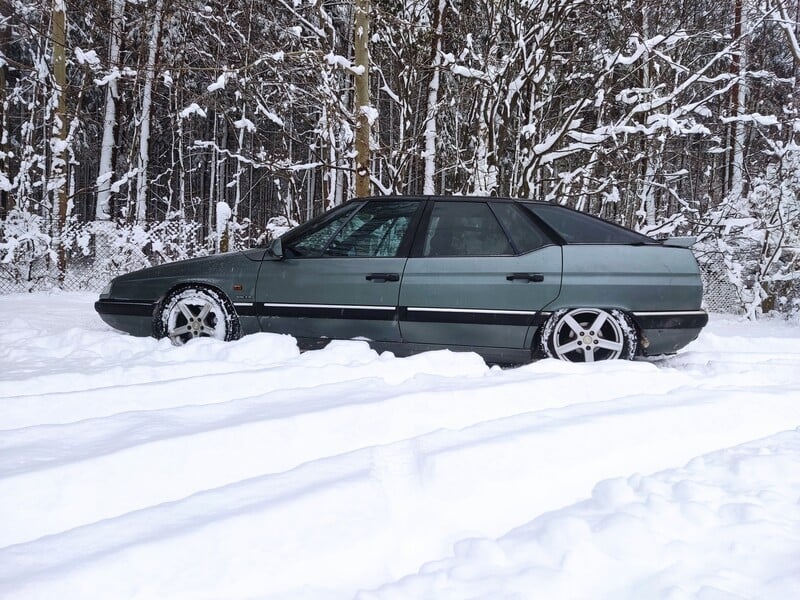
top-left (539, 308), bottom-right (637, 362)
top-left (154, 284), bottom-right (241, 345)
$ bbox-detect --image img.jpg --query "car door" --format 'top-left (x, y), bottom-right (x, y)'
top-left (398, 200), bottom-right (562, 349)
top-left (255, 199), bottom-right (423, 343)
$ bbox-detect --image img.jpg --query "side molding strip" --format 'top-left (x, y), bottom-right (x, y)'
top-left (236, 302), bottom-right (551, 327)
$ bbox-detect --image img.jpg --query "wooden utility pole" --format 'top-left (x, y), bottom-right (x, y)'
top-left (354, 0), bottom-right (371, 197)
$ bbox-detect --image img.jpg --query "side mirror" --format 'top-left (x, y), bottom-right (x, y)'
top-left (268, 237), bottom-right (284, 260)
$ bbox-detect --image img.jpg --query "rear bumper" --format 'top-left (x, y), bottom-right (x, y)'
top-left (631, 310), bottom-right (708, 356)
top-left (632, 310), bottom-right (709, 330)
top-left (95, 299), bottom-right (156, 337)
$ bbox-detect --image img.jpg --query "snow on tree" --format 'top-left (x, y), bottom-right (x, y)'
top-left (1, 0), bottom-right (799, 317)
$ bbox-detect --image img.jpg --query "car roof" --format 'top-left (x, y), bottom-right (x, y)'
top-left (354, 195), bottom-right (547, 204)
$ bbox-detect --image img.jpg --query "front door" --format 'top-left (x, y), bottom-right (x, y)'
top-left (256, 200), bottom-right (423, 343)
top-left (399, 200), bottom-right (562, 349)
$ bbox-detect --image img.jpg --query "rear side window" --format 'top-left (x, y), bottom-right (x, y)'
top-left (423, 201), bottom-right (514, 257)
top-left (524, 203), bottom-right (656, 245)
top-left (490, 202), bottom-right (549, 253)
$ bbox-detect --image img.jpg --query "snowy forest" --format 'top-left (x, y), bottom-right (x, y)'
top-left (1, 0), bottom-right (799, 316)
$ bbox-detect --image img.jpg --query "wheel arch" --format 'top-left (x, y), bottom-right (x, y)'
top-left (154, 279), bottom-right (233, 312)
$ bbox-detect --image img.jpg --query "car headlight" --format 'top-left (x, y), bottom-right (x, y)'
top-left (100, 282), bottom-right (113, 296)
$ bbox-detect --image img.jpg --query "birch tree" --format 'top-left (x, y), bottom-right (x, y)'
top-left (51, 0), bottom-right (68, 278)
top-left (96, 0), bottom-right (125, 221)
top-left (354, 0), bottom-right (371, 197)
top-left (0, 0), bottom-right (10, 215)
top-left (728, 0), bottom-right (748, 205)
top-left (134, 0), bottom-right (165, 222)
top-left (423, 0), bottom-right (446, 194)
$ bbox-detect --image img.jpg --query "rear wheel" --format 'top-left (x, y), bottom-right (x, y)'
top-left (540, 308), bottom-right (636, 362)
top-left (154, 285), bottom-right (240, 345)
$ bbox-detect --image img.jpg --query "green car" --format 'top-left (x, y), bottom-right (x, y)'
top-left (95, 196), bottom-right (708, 363)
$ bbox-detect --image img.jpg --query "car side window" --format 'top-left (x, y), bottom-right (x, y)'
top-left (524, 203), bottom-right (656, 245)
top-left (324, 201), bottom-right (419, 257)
top-left (284, 203), bottom-right (361, 257)
top-left (423, 201), bottom-right (514, 257)
top-left (490, 202), bottom-right (549, 253)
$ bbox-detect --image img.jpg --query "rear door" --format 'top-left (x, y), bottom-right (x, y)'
top-left (256, 199), bottom-right (423, 342)
top-left (399, 200), bottom-right (562, 350)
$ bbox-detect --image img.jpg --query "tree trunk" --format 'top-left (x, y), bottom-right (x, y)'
top-left (135, 0), bottom-right (165, 222)
top-left (638, 5), bottom-right (658, 229)
top-left (208, 112), bottom-right (218, 244)
top-left (729, 0), bottom-right (747, 204)
top-left (473, 87), bottom-right (496, 195)
top-left (0, 0), bottom-right (10, 215)
top-left (96, 0), bottom-right (125, 220)
top-left (354, 0), bottom-right (370, 197)
top-left (51, 0), bottom-right (68, 282)
top-left (423, 0), bottom-right (446, 195)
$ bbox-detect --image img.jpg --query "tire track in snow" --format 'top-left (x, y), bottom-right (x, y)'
top-left (1, 386), bottom-right (799, 599)
top-left (361, 429), bottom-right (800, 600)
top-left (0, 361), bottom-right (684, 547)
top-left (0, 342), bottom-right (490, 428)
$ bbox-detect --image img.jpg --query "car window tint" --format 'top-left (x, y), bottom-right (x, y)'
top-left (525, 203), bottom-right (655, 244)
top-left (490, 202), bottom-right (548, 253)
top-left (324, 201), bottom-right (418, 257)
top-left (423, 201), bottom-right (514, 257)
top-left (285, 203), bottom-right (361, 257)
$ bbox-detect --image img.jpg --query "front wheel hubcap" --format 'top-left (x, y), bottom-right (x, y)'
top-left (165, 294), bottom-right (225, 345)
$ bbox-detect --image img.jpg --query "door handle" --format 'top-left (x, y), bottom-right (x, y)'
top-left (366, 272), bottom-right (400, 282)
top-left (506, 273), bottom-right (544, 283)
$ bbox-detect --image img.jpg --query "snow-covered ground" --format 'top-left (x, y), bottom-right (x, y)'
top-left (1, 292), bottom-right (799, 600)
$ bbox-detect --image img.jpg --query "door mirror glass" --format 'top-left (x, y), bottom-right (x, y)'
top-left (268, 237), bottom-right (283, 259)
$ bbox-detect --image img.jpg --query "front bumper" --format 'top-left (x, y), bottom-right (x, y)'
top-left (95, 299), bottom-right (157, 337)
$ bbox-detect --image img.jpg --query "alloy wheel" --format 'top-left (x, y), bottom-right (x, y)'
top-left (547, 308), bottom-right (631, 362)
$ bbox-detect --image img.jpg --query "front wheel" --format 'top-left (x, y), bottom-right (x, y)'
top-left (539, 308), bottom-right (637, 362)
top-left (154, 285), bottom-right (240, 345)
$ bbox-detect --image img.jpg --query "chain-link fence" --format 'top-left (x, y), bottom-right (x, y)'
top-left (699, 261), bottom-right (743, 314)
top-left (2, 218), bottom-right (213, 294)
top-left (1, 207), bottom-right (303, 295)
top-left (693, 241), bottom-right (798, 316)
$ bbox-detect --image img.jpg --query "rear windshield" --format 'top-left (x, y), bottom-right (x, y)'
top-left (523, 203), bottom-right (658, 245)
